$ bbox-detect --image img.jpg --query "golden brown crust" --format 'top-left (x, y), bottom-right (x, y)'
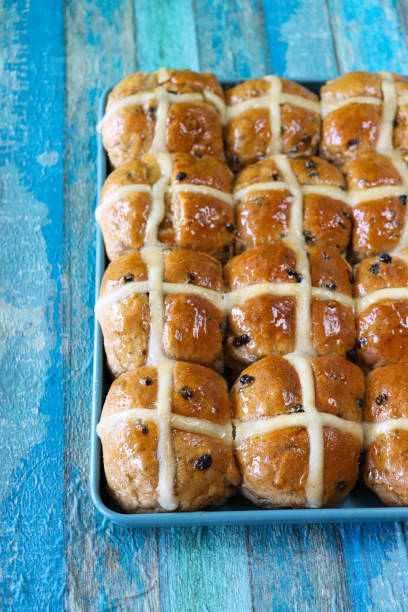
top-left (233, 157), bottom-right (350, 255)
top-left (357, 300), bottom-right (408, 368)
top-left (363, 365), bottom-right (408, 506)
top-left (344, 153), bottom-right (406, 261)
top-left (103, 70), bottom-right (225, 166)
top-left (98, 364), bottom-right (240, 513)
top-left (232, 356), bottom-right (363, 422)
top-left (310, 357), bottom-right (364, 421)
top-left (172, 361), bottom-right (231, 423)
top-left (163, 248), bottom-right (224, 291)
top-left (351, 198), bottom-right (405, 261)
top-left (364, 364), bottom-right (408, 422)
top-left (98, 250), bottom-right (225, 376)
top-left (321, 72), bottom-right (382, 100)
top-left (345, 152), bottom-right (403, 189)
top-left (321, 103), bottom-right (380, 167)
top-left (231, 356), bottom-right (303, 420)
top-left (232, 356), bottom-right (363, 508)
top-left (354, 254), bottom-right (408, 298)
top-left (173, 430), bottom-right (240, 511)
top-left (321, 72), bottom-right (408, 166)
top-left (364, 431), bottom-right (408, 506)
top-left (97, 153), bottom-right (234, 262)
top-left (225, 77), bottom-right (320, 170)
top-left (224, 245), bottom-right (354, 366)
top-left (235, 428), bottom-right (309, 508)
top-left (225, 243), bottom-right (298, 289)
top-left (355, 254), bottom-right (408, 368)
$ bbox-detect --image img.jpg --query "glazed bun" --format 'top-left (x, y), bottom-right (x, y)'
top-left (100, 69), bottom-right (225, 167)
top-left (224, 243), bottom-right (355, 370)
top-left (344, 152), bottom-right (408, 261)
top-left (232, 355), bottom-right (364, 508)
top-left (321, 71), bottom-right (408, 167)
top-left (354, 252), bottom-right (408, 368)
top-left (225, 77), bottom-right (320, 170)
top-left (96, 249), bottom-right (225, 376)
top-left (96, 152), bottom-right (234, 262)
top-left (233, 155), bottom-right (350, 255)
top-left (363, 364), bottom-right (408, 505)
top-left (97, 362), bottom-right (240, 512)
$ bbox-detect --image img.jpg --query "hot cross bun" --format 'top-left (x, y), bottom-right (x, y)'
top-left (321, 71), bottom-right (408, 167)
top-left (100, 68), bottom-right (225, 167)
top-left (233, 155), bottom-right (350, 255)
top-left (225, 77), bottom-right (320, 170)
top-left (232, 355), bottom-right (364, 508)
top-left (224, 243), bottom-right (355, 369)
top-left (96, 249), bottom-right (225, 376)
top-left (96, 152), bottom-right (234, 262)
top-left (363, 364), bottom-right (408, 506)
top-left (97, 363), bottom-right (240, 512)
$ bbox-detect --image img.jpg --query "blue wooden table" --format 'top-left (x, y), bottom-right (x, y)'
top-left (2, 1), bottom-right (408, 609)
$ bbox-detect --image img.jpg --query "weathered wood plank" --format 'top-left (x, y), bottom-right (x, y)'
top-left (246, 524), bottom-right (352, 611)
top-left (193, 0), bottom-right (272, 81)
top-left (135, 0), bottom-right (200, 71)
top-left (261, 0), bottom-right (339, 79)
top-left (339, 522), bottom-right (408, 611)
top-left (63, 2), bottom-right (160, 609)
top-left (158, 527), bottom-right (253, 612)
top-left (0, 0), bottom-right (65, 608)
top-left (326, 0), bottom-right (408, 73)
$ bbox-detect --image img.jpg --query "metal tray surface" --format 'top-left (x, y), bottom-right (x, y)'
top-left (90, 83), bottom-right (408, 528)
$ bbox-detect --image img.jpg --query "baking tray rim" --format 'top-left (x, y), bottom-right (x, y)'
top-left (90, 82), bottom-right (408, 528)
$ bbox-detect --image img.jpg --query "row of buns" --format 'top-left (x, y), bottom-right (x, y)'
top-left (95, 69), bottom-right (408, 512)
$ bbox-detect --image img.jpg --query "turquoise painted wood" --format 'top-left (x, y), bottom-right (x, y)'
top-left (1, 0), bottom-right (408, 609)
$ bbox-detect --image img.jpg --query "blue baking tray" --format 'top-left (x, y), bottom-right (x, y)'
top-left (90, 83), bottom-right (408, 527)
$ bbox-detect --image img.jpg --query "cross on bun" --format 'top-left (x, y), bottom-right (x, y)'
top-left (233, 155), bottom-right (350, 255)
top-left (232, 355), bottom-right (364, 508)
top-left (225, 77), bottom-right (320, 170)
top-left (321, 71), bottom-right (408, 167)
top-left (97, 362), bottom-right (240, 512)
top-left (100, 69), bottom-right (225, 167)
top-left (363, 364), bottom-right (408, 506)
top-left (96, 249), bottom-right (225, 376)
top-left (224, 243), bottom-right (355, 370)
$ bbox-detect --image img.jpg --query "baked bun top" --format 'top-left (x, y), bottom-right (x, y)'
top-left (225, 77), bottom-right (320, 170)
top-left (321, 71), bottom-right (408, 166)
top-left (100, 69), bottom-right (226, 166)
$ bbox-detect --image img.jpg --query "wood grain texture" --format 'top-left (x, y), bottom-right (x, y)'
top-left (193, 0), bottom-right (273, 81)
top-left (262, 0), bottom-right (339, 78)
top-left (326, 0), bottom-right (408, 73)
top-left (63, 1), bottom-right (160, 610)
top-left (0, 0), bottom-right (65, 608)
top-left (2, 0), bottom-right (408, 609)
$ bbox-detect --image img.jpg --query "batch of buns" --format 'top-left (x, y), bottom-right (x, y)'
top-left (95, 68), bottom-right (408, 512)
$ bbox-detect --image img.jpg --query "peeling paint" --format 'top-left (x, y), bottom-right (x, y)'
top-left (0, 163), bottom-right (56, 503)
top-left (36, 150), bottom-right (60, 167)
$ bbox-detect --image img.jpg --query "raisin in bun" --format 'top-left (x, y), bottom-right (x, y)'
top-left (354, 252), bottom-right (408, 368)
top-left (233, 155), bottom-right (350, 255)
top-left (363, 364), bottom-right (408, 506)
top-left (97, 362), bottom-right (240, 512)
top-left (232, 355), bottom-right (364, 508)
top-left (96, 153), bottom-right (234, 262)
top-left (100, 68), bottom-right (225, 167)
top-left (96, 249), bottom-right (225, 376)
top-left (321, 71), bottom-right (408, 167)
top-left (224, 243), bottom-right (355, 370)
top-left (225, 77), bottom-right (320, 171)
